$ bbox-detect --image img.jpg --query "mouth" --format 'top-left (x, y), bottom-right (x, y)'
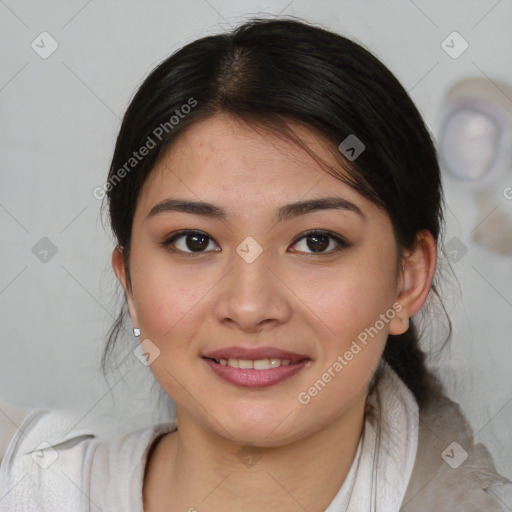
top-left (201, 345), bottom-right (310, 364)
top-left (202, 356), bottom-right (309, 369)
top-left (201, 346), bottom-right (311, 388)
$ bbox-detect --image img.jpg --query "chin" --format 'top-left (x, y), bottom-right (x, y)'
top-left (209, 412), bottom-right (309, 448)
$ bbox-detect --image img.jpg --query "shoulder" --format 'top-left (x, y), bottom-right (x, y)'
top-left (0, 406), bottom-right (99, 511)
top-left (402, 394), bottom-right (512, 511)
top-left (0, 406), bottom-right (178, 512)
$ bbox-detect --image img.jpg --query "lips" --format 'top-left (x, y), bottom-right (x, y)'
top-left (201, 345), bottom-right (310, 364)
top-left (203, 357), bottom-right (309, 387)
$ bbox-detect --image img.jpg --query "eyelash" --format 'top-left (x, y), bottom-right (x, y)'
top-left (159, 229), bottom-right (350, 257)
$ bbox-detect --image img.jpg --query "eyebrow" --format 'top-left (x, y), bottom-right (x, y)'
top-left (145, 196), bottom-right (366, 223)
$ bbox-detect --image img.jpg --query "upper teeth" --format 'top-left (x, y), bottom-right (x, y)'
top-left (215, 358), bottom-right (292, 369)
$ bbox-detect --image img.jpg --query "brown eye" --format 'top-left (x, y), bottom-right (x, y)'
top-left (289, 230), bottom-right (349, 255)
top-left (160, 230), bottom-right (220, 254)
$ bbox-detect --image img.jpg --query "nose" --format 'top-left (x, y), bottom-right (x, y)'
top-left (213, 247), bottom-right (292, 332)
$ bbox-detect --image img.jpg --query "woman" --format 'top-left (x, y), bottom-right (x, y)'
top-left (1, 16), bottom-right (510, 512)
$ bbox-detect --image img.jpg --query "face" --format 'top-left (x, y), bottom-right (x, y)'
top-left (113, 113), bottom-right (416, 447)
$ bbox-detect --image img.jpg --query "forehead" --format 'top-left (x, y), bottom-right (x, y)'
top-left (135, 113), bottom-right (375, 220)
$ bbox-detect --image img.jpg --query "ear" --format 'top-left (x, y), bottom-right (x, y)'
top-left (111, 246), bottom-right (139, 329)
top-left (388, 229), bottom-right (437, 336)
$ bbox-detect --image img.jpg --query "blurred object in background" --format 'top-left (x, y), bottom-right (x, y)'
top-left (437, 77), bottom-right (512, 256)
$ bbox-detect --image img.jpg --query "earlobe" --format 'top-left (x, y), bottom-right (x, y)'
top-left (389, 230), bottom-right (437, 336)
top-left (389, 306), bottom-right (410, 336)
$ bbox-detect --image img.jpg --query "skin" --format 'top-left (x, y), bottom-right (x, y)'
top-left (112, 113), bottom-right (437, 512)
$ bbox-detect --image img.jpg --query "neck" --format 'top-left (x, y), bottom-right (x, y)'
top-left (143, 394), bottom-right (367, 512)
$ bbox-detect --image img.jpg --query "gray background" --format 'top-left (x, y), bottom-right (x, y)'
top-left (1, 0), bottom-right (511, 481)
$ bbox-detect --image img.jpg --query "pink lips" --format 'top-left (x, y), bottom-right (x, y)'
top-left (201, 345), bottom-right (311, 388)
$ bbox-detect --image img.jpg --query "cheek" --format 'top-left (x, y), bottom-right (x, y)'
top-left (297, 252), bottom-right (395, 365)
top-left (130, 257), bottom-right (207, 342)
top-left (294, 268), bottom-right (390, 418)
top-left (306, 265), bottom-right (394, 332)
